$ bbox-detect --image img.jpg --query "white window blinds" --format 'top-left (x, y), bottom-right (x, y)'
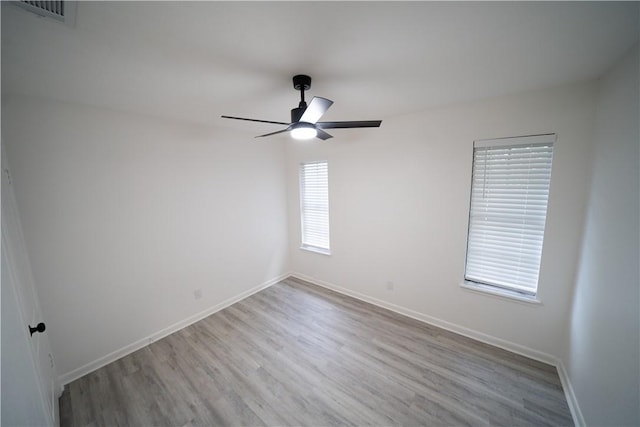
top-left (300, 161), bottom-right (330, 254)
top-left (465, 134), bottom-right (555, 295)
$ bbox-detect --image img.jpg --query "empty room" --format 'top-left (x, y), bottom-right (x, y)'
top-left (1, 2), bottom-right (638, 426)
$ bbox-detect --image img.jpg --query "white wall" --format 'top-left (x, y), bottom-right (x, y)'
top-left (562, 46), bottom-right (639, 426)
top-left (287, 82), bottom-right (597, 360)
top-left (2, 95), bottom-right (290, 379)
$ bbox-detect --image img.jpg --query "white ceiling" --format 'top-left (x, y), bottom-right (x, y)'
top-left (2, 1), bottom-right (638, 133)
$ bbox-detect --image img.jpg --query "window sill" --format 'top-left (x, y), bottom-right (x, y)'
top-left (460, 281), bottom-right (542, 305)
top-left (300, 245), bottom-right (331, 256)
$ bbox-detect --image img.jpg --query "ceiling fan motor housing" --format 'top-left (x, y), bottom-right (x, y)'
top-left (291, 106), bottom-right (306, 123)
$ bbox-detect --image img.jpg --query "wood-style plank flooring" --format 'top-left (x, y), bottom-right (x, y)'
top-left (59, 277), bottom-right (573, 426)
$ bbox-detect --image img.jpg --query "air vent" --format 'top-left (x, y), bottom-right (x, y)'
top-left (13, 1), bottom-right (76, 25)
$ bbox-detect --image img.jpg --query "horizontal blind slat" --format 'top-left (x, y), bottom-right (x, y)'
top-left (465, 138), bottom-right (553, 294)
top-left (300, 161), bottom-right (330, 251)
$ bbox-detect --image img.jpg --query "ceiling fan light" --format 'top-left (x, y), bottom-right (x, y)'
top-left (291, 123), bottom-right (317, 140)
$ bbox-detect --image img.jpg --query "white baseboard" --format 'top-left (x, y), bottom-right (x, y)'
top-left (556, 359), bottom-right (586, 427)
top-left (58, 272), bottom-right (289, 386)
top-left (289, 273), bottom-right (589, 426)
top-left (58, 271), bottom-right (583, 427)
top-left (288, 272), bottom-right (557, 366)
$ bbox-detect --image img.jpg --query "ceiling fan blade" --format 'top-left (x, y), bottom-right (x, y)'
top-left (221, 115), bottom-right (289, 126)
top-left (299, 97), bottom-right (334, 124)
top-left (315, 129), bottom-right (333, 140)
top-left (255, 128), bottom-right (291, 138)
top-left (316, 120), bottom-right (382, 129)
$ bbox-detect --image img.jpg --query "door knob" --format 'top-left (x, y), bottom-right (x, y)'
top-left (28, 322), bottom-right (46, 336)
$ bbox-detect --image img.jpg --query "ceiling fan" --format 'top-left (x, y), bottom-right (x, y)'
top-left (221, 75), bottom-right (382, 140)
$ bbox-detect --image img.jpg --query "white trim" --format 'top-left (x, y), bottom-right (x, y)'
top-left (291, 272), bottom-right (587, 427)
top-left (300, 245), bottom-right (331, 256)
top-left (289, 272), bottom-right (557, 366)
top-left (474, 133), bottom-right (556, 148)
top-left (460, 281), bottom-right (542, 305)
top-left (58, 271), bottom-right (581, 427)
top-left (556, 360), bottom-right (586, 427)
top-left (289, 273), bottom-right (584, 426)
top-left (58, 272), bottom-right (289, 386)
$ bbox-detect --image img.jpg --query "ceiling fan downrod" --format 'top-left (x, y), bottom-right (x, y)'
top-left (291, 74), bottom-right (312, 123)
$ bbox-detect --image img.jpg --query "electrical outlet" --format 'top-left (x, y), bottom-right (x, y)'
top-left (194, 289), bottom-right (202, 300)
top-left (386, 281), bottom-right (395, 291)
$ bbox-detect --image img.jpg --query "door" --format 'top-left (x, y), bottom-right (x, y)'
top-left (1, 145), bottom-right (58, 426)
top-left (2, 238), bottom-right (50, 426)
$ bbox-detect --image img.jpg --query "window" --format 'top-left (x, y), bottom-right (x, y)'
top-left (300, 161), bottom-right (330, 254)
top-left (464, 134), bottom-right (555, 297)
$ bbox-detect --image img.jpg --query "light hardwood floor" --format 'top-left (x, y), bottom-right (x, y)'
top-left (59, 277), bottom-right (573, 426)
